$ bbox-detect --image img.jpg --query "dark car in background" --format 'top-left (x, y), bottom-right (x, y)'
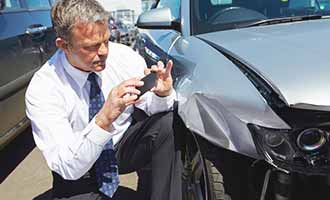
top-left (0, 0), bottom-right (56, 149)
top-left (108, 17), bottom-right (136, 46)
top-left (116, 20), bottom-right (136, 46)
top-left (109, 16), bottom-right (120, 42)
top-left (110, 8), bottom-right (138, 46)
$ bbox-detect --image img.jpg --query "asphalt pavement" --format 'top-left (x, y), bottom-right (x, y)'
top-left (0, 127), bottom-right (140, 200)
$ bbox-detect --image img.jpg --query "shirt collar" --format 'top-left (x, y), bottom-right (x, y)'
top-left (60, 50), bottom-right (102, 89)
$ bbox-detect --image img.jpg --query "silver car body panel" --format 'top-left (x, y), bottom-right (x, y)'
top-left (169, 37), bottom-right (290, 158)
top-left (198, 19), bottom-right (330, 111)
top-left (139, 29), bottom-right (181, 55)
top-left (137, 3), bottom-right (330, 158)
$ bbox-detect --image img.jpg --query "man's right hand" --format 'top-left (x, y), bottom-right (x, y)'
top-left (96, 77), bottom-right (144, 131)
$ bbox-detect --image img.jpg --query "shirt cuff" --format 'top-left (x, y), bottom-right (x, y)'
top-left (85, 117), bottom-right (118, 147)
top-left (151, 89), bottom-right (177, 108)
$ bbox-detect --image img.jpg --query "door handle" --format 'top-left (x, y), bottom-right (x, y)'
top-left (25, 25), bottom-right (47, 35)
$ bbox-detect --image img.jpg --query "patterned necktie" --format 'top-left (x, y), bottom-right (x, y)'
top-left (88, 72), bottom-right (119, 198)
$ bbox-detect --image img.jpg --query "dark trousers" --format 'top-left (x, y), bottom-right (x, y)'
top-left (52, 110), bottom-right (182, 200)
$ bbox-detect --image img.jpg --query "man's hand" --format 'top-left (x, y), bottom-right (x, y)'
top-left (96, 78), bottom-right (143, 131)
top-left (144, 60), bottom-right (174, 97)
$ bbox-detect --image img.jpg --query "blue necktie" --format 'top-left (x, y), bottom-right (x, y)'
top-left (88, 73), bottom-right (119, 198)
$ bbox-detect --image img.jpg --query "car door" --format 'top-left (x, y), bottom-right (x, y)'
top-left (0, 0), bottom-right (41, 90)
top-left (0, 0), bottom-right (55, 148)
top-left (25, 0), bottom-right (56, 63)
top-left (0, 0), bottom-right (42, 147)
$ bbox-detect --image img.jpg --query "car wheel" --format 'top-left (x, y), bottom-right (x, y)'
top-left (197, 136), bottom-right (268, 200)
top-left (182, 132), bottom-right (227, 200)
top-left (204, 159), bottom-right (228, 200)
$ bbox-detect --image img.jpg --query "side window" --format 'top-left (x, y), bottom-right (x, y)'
top-left (1, 0), bottom-right (21, 10)
top-left (157, 0), bottom-right (181, 19)
top-left (319, 0), bottom-right (330, 10)
top-left (25, 0), bottom-right (51, 9)
top-left (211, 0), bottom-right (232, 5)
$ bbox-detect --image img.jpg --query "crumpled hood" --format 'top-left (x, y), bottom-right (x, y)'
top-left (198, 19), bottom-right (330, 110)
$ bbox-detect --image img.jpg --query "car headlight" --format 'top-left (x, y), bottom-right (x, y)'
top-left (296, 128), bottom-right (327, 152)
top-left (248, 124), bottom-right (330, 175)
top-left (249, 124), bottom-right (296, 162)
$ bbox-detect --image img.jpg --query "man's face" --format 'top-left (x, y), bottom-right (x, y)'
top-left (63, 21), bottom-right (110, 72)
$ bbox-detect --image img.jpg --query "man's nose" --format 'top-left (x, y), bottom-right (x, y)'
top-left (98, 43), bottom-right (108, 56)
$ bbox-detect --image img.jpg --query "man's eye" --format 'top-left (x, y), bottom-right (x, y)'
top-left (85, 44), bottom-right (99, 51)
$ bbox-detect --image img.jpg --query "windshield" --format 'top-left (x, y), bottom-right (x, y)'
top-left (192, 0), bottom-right (330, 34)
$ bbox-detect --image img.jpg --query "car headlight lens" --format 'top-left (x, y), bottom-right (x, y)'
top-left (264, 133), bottom-right (285, 147)
top-left (248, 124), bottom-right (330, 175)
top-left (264, 132), bottom-right (294, 160)
top-left (296, 128), bottom-right (327, 152)
top-left (250, 125), bottom-right (296, 162)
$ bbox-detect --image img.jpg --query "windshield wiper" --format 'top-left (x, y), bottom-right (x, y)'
top-left (238, 15), bottom-right (329, 28)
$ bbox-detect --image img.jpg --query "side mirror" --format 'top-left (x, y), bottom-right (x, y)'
top-left (137, 7), bottom-right (179, 31)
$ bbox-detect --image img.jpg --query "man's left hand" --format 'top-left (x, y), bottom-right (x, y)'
top-left (144, 60), bottom-right (173, 97)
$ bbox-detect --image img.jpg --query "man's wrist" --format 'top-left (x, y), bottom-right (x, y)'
top-left (155, 88), bottom-right (173, 97)
top-left (95, 113), bottom-right (112, 131)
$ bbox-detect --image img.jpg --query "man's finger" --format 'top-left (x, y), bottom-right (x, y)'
top-left (165, 60), bottom-right (173, 77)
top-left (120, 87), bottom-right (141, 97)
top-left (122, 78), bottom-right (144, 87)
top-left (151, 65), bottom-right (158, 72)
top-left (144, 68), bottom-right (151, 75)
top-left (124, 95), bottom-right (139, 106)
top-left (157, 61), bottom-right (164, 70)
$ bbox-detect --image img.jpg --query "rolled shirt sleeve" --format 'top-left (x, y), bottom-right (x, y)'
top-left (25, 81), bottom-right (118, 180)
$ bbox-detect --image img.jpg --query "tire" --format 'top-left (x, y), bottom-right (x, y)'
top-left (204, 159), bottom-right (228, 200)
top-left (198, 136), bottom-right (266, 200)
top-left (182, 131), bottom-right (227, 200)
top-left (181, 136), bottom-right (208, 200)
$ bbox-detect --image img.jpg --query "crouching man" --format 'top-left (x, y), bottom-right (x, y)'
top-left (25, 0), bottom-right (181, 199)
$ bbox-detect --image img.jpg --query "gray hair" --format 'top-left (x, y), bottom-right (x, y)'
top-left (51, 0), bottom-right (109, 41)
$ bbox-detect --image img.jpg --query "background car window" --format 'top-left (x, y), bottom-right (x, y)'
top-left (319, 0), bottom-right (330, 9)
top-left (211, 0), bottom-right (232, 5)
top-left (157, 0), bottom-right (181, 19)
top-left (1, 0), bottom-right (21, 10)
top-left (289, 0), bottom-right (317, 8)
top-left (25, 0), bottom-right (50, 9)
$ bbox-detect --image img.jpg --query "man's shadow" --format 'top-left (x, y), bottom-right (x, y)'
top-left (33, 186), bottom-right (144, 200)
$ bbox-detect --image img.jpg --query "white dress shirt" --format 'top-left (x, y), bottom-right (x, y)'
top-left (25, 42), bottom-right (176, 180)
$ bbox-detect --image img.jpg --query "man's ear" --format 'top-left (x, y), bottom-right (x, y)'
top-left (55, 37), bottom-right (68, 51)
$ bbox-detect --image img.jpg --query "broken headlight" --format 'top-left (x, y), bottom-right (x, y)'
top-left (248, 124), bottom-right (330, 175)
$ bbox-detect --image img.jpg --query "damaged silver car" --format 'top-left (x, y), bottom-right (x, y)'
top-left (136, 0), bottom-right (330, 199)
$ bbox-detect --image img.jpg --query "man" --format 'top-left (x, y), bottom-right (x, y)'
top-left (25, 0), bottom-right (181, 199)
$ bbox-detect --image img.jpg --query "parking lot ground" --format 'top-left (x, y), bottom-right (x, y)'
top-left (0, 128), bottom-right (139, 200)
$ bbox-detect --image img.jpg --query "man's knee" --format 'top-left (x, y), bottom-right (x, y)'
top-left (152, 111), bottom-right (175, 147)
